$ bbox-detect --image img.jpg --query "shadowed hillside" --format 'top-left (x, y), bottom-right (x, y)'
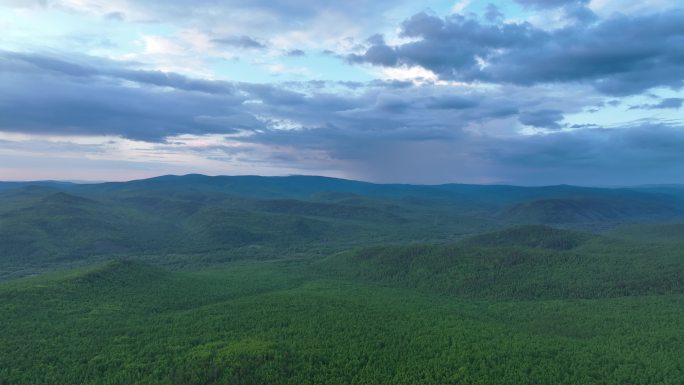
top-left (318, 227), bottom-right (684, 300)
top-left (461, 225), bottom-right (589, 250)
top-left (2, 174), bottom-right (684, 278)
top-left (0, 192), bottom-right (172, 271)
top-left (501, 196), bottom-right (679, 224)
top-left (608, 223), bottom-right (684, 243)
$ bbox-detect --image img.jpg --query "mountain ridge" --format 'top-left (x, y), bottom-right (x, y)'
top-left (2, 174), bottom-right (684, 279)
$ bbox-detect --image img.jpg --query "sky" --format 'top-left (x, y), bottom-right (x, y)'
top-left (0, 0), bottom-right (683, 185)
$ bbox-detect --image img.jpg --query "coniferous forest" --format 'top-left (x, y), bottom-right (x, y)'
top-left (1, 175), bottom-right (683, 384)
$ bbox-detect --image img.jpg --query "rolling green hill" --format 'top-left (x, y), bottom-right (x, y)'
top-left (2, 175), bottom-right (684, 278)
top-left (318, 226), bottom-right (684, 300)
top-left (2, 175), bottom-right (684, 384)
top-left (608, 223), bottom-right (684, 243)
top-left (0, 191), bottom-right (171, 271)
top-left (460, 224), bottom-right (589, 250)
top-left (501, 197), bottom-right (679, 224)
top-left (1, 258), bottom-right (682, 385)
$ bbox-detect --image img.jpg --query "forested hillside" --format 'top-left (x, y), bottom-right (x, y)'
top-left (1, 258), bottom-right (683, 385)
top-left (2, 175), bottom-right (684, 279)
top-left (319, 226), bottom-right (684, 299)
top-left (1, 176), bottom-right (683, 384)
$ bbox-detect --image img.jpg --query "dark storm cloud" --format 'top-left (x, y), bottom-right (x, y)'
top-left (212, 36), bottom-right (266, 49)
top-left (348, 43), bottom-right (398, 67)
top-left (0, 73), bottom-right (261, 141)
top-left (239, 117), bottom-right (684, 185)
top-left (2, 49), bottom-right (558, 143)
top-left (2, 2), bottom-right (683, 184)
top-left (3, 48), bottom-right (684, 184)
top-left (233, 83), bottom-right (584, 161)
top-left (425, 95), bottom-right (479, 110)
top-left (480, 123), bottom-right (684, 185)
top-left (349, 10), bottom-right (684, 95)
top-left (0, 51), bottom-right (258, 141)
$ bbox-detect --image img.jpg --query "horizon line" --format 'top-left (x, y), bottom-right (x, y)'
top-left (1, 173), bottom-right (683, 189)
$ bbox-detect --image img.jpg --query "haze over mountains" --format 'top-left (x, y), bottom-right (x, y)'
top-left (2, 174), bottom-right (684, 279)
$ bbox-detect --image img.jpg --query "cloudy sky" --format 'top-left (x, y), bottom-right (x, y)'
top-left (1, 0), bottom-right (683, 185)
